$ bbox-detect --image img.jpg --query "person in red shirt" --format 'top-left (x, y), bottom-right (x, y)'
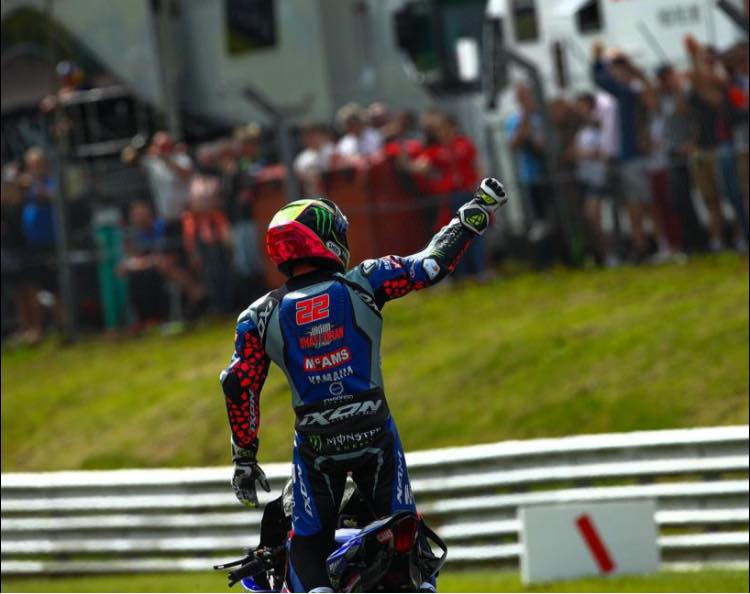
top-left (443, 115), bottom-right (487, 279)
top-left (183, 175), bottom-right (234, 313)
top-left (412, 110), bottom-right (455, 196)
top-left (381, 111), bottom-right (425, 202)
top-left (401, 111), bottom-right (488, 278)
top-left (447, 117), bottom-right (480, 193)
top-left (399, 110), bottom-right (454, 244)
top-left (382, 111), bottom-right (423, 162)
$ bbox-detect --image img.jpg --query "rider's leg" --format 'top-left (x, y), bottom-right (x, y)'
top-left (351, 419), bottom-right (438, 591)
top-left (351, 417), bottom-right (417, 517)
top-left (287, 435), bottom-right (347, 593)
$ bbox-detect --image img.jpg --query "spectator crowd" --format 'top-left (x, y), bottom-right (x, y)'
top-left (1, 34), bottom-right (747, 342)
top-left (505, 35), bottom-right (748, 267)
top-left (113, 100), bottom-right (488, 332)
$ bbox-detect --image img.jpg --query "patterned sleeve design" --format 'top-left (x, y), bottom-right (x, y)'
top-left (220, 316), bottom-right (271, 448)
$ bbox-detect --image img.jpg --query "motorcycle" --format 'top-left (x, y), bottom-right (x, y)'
top-left (215, 479), bottom-right (447, 592)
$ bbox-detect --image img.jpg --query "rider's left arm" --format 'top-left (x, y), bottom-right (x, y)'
top-left (220, 316), bottom-right (273, 507)
top-left (220, 317), bottom-right (271, 450)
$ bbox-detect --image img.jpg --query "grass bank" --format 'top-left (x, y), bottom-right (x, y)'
top-left (2, 254), bottom-right (747, 472)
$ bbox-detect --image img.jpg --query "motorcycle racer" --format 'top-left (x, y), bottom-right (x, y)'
top-left (220, 177), bottom-right (507, 592)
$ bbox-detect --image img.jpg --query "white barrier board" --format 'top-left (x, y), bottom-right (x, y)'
top-left (520, 499), bottom-right (659, 584)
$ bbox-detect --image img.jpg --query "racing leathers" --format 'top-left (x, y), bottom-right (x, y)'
top-left (220, 179), bottom-right (506, 592)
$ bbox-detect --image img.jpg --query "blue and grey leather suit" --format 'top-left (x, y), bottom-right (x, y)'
top-left (221, 194), bottom-right (497, 591)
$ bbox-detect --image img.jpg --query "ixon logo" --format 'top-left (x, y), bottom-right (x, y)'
top-left (298, 399), bottom-right (383, 427)
top-left (295, 463), bottom-right (314, 517)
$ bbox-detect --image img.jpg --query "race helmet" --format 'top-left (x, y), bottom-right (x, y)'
top-left (266, 198), bottom-right (350, 275)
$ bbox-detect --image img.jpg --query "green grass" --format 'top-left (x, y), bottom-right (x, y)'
top-left (2, 254), bottom-right (748, 472)
top-left (2, 569), bottom-right (748, 593)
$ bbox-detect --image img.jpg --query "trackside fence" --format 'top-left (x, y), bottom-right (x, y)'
top-left (1, 425), bottom-right (748, 575)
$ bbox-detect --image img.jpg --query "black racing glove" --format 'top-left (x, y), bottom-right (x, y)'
top-left (458, 177), bottom-right (508, 235)
top-left (231, 438), bottom-right (271, 508)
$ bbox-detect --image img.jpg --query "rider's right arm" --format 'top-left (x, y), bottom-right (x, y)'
top-left (347, 178), bottom-right (506, 309)
top-left (219, 310), bottom-right (271, 450)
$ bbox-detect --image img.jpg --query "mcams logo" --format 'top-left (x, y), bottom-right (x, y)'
top-left (303, 346), bottom-right (351, 372)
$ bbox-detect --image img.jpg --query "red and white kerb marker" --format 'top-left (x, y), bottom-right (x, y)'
top-left (575, 514), bottom-right (617, 574)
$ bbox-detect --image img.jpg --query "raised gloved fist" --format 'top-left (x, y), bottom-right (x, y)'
top-left (459, 177), bottom-right (508, 235)
top-left (474, 177), bottom-right (507, 211)
top-left (230, 438), bottom-right (271, 508)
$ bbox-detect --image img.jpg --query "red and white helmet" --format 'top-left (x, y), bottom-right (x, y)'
top-left (266, 198), bottom-right (350, 275)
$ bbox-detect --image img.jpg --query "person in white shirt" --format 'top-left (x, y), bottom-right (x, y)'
top-left (574, 93), bottom-right (615, 266)
top-left (335, 103), bottom-right (383, 158)
top-left (141, 132), bottom-right (194, 227)
top-left (135, 131), bottom-right (206, 313)
top-left (294, 122), bottom-right (336, 195)
top-left (594, 91), bottom-right (619, 161)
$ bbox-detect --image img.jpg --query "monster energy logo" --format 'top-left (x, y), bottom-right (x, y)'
top-left (313, 206), bottom-right (334, 236)
top-left (308, 435), bottom-right (322, 452)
